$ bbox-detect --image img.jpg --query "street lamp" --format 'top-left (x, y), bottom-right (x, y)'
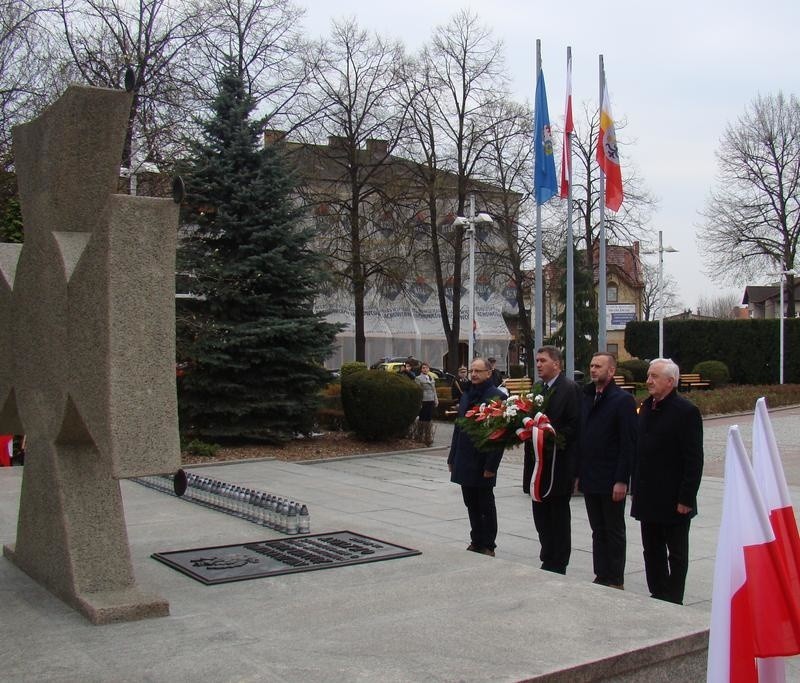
top-left (643, 231), bottom-right (678, 358)
top-left (453, 195), bottom-right (493, 365)
top-left (774, 267), bottom-right (797, 384)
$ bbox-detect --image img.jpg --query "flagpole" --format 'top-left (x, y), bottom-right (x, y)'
top-left (597, 55), bottom-right (607, 353)
top-left (534, 39), bottom-right (544, 379)
top-left (565, 46), bottom-right (575, 380)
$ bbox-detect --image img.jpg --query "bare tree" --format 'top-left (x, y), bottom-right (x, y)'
top-left (568, 101), bottom-right (656, 273)
top-left (696, 292), bottom-right (741, 319)
top-left (0, 0), bottom-right (58, 167)
top-left (57, 0), bottom-right (206, 170)
top-left (527, 101), bottom-right (657, 352)
top-left (699, 92), bottom-right (800, 316)
top-left (416, 9), bottom-right (510, 371)
top-left (192, 0), bottom-right (314, 132)
top-left (640, 261), bottom-right (680, 321)
top-left (297, 18), bottom-right (411, 362)
top-left (475, 98), bottom-right (532, 370)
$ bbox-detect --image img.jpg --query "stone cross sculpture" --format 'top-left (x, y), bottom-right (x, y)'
top-left (0, 83), bottom-right (180, 624)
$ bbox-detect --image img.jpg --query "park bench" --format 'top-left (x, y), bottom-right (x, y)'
top-left (679, 372), bottom-right (711, 391)
top-left (613, 375), bottom-right (636, 394)
top-left (444, 376), bottom-right (533, 418)
top-left (502, 377), bottom-right (533, 395)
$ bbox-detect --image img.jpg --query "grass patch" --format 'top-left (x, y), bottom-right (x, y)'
top-left (682, 384), bottom-right (800, 416)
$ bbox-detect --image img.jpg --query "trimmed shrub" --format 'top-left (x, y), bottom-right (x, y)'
top-left (693, 360), bottom-right (730, 387)
top-left (508, 364), bottom-right (526, 379)
top-left (316, 383), bottom-right (347, 431)
top-left (625, 318), bottom-right (800, 384)
top-left (618, 358), bottom-right (649, 383)
top-left (615, 367), bottom-right (633, 383)
top-left (341, 369), bottom-right (422, 440)
top-left (340, 361), bottom-right (368, 378)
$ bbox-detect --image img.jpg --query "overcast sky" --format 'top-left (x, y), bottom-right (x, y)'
top-left (299, 0), bottom-right (800, 312)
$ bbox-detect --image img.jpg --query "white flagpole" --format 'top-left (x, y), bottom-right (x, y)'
top-left (534, 39), bottom-right (544, 378)
top-left (597, 55), bottom-right (607, 353)
top-left (565, 46), bottom-right (575, 379)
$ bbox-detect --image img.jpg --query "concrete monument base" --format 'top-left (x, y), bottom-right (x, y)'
top-left (4, 543), bottom-right (169, 625)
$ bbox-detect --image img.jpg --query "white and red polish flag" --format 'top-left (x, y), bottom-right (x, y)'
top-left (707, 426), bottom-right (800, 683)
top-left (559, 50), bottom-right (573, 199)
top-left (752, 397), bottom-right (800, 680)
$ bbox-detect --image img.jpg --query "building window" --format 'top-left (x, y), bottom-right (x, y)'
top-left (607, 284), bottom-right (618, 303)
top-left (607, 343), bottom-right (618, 357)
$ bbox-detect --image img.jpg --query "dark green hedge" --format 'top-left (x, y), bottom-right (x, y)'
top-left (625, 318), bottom-right (800, 384)
top-left (341, 369), bottom-right (422, 440)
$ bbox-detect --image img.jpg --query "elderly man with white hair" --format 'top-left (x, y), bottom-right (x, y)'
top-left (630, 358), bottom-right (704, 605)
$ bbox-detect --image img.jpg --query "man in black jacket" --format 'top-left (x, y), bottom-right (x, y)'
top-left (448, 357), bottom-right (506, 557)
top-left (522, 346), bottom-right (581, 574)
top-left (631, 358), bottom-right (703, 604)
top-left (578, 352), bottom-right (637, 589)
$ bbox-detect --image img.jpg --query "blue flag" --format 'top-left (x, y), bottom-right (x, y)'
top-left (533, 69), bottom-right (557, 205)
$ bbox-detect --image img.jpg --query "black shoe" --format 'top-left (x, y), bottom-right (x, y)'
top-left (479, 548), bottom-right (495, 557)
top-left (466, 543), bottom-right (482, 553)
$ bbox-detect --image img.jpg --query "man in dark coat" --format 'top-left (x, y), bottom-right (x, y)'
top-left (487, 357), bottom-right (503, 387)
top-left (578, 352), bottom-right (637, 589)
top-left (631, 358), bottom-right (703, 605)
top-left (522, 346), bottom-right (581, 574)
top-left (448, 357), bottom-right (506, 556)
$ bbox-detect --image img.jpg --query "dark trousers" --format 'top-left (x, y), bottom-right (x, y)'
top-left (461, 485), bottom-right (498, 551)
top-left (640, 519), bottom-right (691, 604)
top-left (584, 493), bottom-right (627, 585)
top-left (532, 494), bottom-right (571, 574)
top-left (522, 443), bottom-right (533, 493)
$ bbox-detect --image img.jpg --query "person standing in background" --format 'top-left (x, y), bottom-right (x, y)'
top-left (451, 366), bottom-right (470, 400)
top-left (414, 362), bottom-right (439, 445)
top-left (487, 357), bottom-right (503, 387)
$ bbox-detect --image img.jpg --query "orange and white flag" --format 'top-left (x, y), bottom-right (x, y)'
top-left (596, 80), bottom-right (623, 211)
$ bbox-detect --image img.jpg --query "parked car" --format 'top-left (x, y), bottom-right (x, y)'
top-left (376, 361), bottom-right (443, 381)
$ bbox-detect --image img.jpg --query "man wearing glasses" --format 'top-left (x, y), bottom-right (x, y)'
top-left (448, 358), bottom-right (506, 556)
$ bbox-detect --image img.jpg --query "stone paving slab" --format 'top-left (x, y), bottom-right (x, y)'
top-left (2, 405), bottom-right (800, 681)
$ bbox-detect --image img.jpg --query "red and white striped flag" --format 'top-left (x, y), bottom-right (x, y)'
top-left (559, 50), bottom-right (573, 199)
top-left (752, 397), bottom-right (800, 680)
top-left (707, 426), bottom-right (800, 682)
top-left (0, 434), bottom-right (11, 467)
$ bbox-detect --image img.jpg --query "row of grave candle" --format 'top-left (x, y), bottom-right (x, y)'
top-left (134, 473), bottom-right (311, 535)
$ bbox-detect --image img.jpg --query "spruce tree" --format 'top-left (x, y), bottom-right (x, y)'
top-left (177, 66), bottom-right (339, 442)
top-left (546, 247), bottom-right (598, 377)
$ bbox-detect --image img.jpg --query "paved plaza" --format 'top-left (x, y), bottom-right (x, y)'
top-left (1, 405), bottom-right (799, 681)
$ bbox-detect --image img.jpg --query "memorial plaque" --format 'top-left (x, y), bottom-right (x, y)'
top-left (152, 531), bottom-right (421, 585)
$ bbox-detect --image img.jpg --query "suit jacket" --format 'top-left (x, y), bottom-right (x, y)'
top-left (448, 380), bottom-right (505, 488)
top-left (578, 380), bottom-right (637, 495)
top-left (525, 373), bottom-right (582, 497)
top-left (631, 389), bottom-right (703, 523)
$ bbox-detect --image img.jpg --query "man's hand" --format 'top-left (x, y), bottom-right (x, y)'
top-left (483, 470), bottom-right (495, 478)
top-left (677, 503), bottom-right (692, 514)
top-left (612, 482), bottom-right (627, 502)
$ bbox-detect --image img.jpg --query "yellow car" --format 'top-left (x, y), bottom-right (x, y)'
top-left (377, 362), bottom-right (442, 381)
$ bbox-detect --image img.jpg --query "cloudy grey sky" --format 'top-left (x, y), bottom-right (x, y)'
top-left (300, 0), bottom-right (800, 312)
